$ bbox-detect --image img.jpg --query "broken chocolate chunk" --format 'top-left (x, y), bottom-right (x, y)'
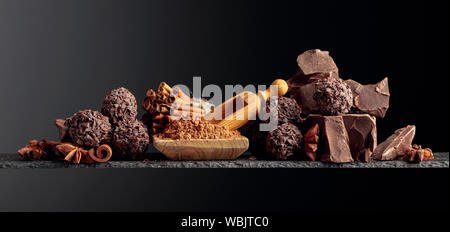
top-left (54, 118), bottom-right (71, 142)
top-left (372, 125), bottom-right (416, 161)
top-left (305, 114), bottom-right (377, 163)
top-left (346, 78), bottom-right (390, 118)
top-left (297, 49), bottom-right (339, 75)
top-left (305, 115), bottom-right (353, 163)
top-left (341, 114), bottom-right (377, 162)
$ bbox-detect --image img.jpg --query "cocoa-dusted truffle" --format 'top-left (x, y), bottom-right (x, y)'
top-left (101, 87), bottom-right (138, 124)
top-left (266, 123), bottom-right (303, 160)
top-left (112, 119), bottom-right (150, 159)
top-left (65, 110), bottom-right (112, 147)
top-left (266, 96), bottom-right (303, 125)
top-left (313, 77), bottom-right (353, 115)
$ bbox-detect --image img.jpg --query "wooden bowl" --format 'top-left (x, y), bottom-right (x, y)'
top-left (152, 136), bottom-right (249, 161)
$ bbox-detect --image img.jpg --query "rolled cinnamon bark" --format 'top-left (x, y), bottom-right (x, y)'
top-left (88, 144), bottom-right (113, 163)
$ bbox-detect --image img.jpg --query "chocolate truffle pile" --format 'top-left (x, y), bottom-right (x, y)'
top-left (54, 87), bottom-right (149, 160)
top-left (101, 87), bottom-right (150, 159)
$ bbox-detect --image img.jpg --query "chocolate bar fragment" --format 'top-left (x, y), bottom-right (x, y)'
top-left (345, 78), bottom-right (390, 118)
top-left (305, 115), bottom-right (353, 163)
top-left (342, 114), bottom-right (377, 162)
top-left (297, 49), bottom-right (338, 75)
top-left (373, 125), bottom-right (416, 161)
top-left (305, 114), bottom-right (377, 163)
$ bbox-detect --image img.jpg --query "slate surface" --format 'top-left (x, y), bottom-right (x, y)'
top-left (0, 152), bottom-right (448, 168)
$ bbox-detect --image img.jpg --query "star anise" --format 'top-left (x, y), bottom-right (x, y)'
top-left (56, 143), bottom-right (94, 164)
top-left (18, 139), bottom-right (60, 160)
top-left (404, 144), bottom-right (434, 163)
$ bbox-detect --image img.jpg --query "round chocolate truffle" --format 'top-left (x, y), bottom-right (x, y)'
top-left (101, 87), bottom-right (138, 124)
top-left (313, 77), bottom-right (353, 115)
top-left (266, 96), bottom-right (303, 125)
top-left (65, 110), bottom-right (112, 147)
top-left (266, 123), bottom-right (303, 160)
top-left (112, 119), bottom-right (150, 159)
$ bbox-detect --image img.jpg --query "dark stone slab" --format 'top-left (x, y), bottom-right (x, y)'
top-left (0, 153), bottom-right (448, 169)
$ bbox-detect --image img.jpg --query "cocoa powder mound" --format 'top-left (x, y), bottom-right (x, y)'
top-left (156, 120), bottom-right (241, 140)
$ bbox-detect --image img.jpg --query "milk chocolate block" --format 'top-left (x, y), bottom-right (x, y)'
top-left (345, 78), bottom-right (390, 118)
top-left (373, 125), bottom-right (416, 161)
top-left (305, 114), bottom-right (377, 163)
top-left (305, 115), bottom-right (354, 163)
top-left (342, 114), bottom-right (377, 162)
top-left (297, 49), bottom-right (338, 75)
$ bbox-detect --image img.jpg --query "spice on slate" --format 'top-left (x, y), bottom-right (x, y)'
top-left (156, 120), bottom-right (241, 140)
top-left (18, 139), bottom-right (60, 160)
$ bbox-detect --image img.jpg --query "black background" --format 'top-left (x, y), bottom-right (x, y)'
top-left (0, 0), bottom-right (448, 215)
top-left (0, 0), bottom-right (448, 152)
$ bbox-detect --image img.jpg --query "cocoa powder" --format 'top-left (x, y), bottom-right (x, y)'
top-left (156, 120), bottom-right (241, 140)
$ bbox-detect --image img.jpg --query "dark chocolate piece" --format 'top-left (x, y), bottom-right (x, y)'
top-left (297, 49), bottom-right (338, 75)
top-left (65, 110), bottom-right (112, 147)
top-left (345, 78), bottom-right (390, 118)
top-left (342, 114), bottom-right (377, 162)
top-left (101, 87), bottom-right (138, 124)
top-left (373, 125), bottom-right (416, 161)
top-left (245, 121), bottom-right (269, 156)
top-left (305, 115), bottom-right (353, 163)
top-left (313, 77), bottom-right (353, 115)
top-left (266, 123), bottom-right (303, 160)
top-left (112, 119), bottom-right (150, 159)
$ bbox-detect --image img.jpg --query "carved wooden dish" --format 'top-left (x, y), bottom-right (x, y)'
top-left (152, 136), bottom-right (249, 161)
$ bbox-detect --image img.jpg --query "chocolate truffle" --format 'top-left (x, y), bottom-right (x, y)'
top-left (266, 123), bottom-right (303, 160)
top-left (101, 87), bottom-right (138, 124)
top-left (65, 110), bottom-right (112, 147)
top-left (112, 119), bottom-right (150, 159)
top-left (288, 72), bottom-right (339, 115)
top-left (313, 77), bottom-right (353, 115)
top-left (266, 96), bottom-right (303, 125)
